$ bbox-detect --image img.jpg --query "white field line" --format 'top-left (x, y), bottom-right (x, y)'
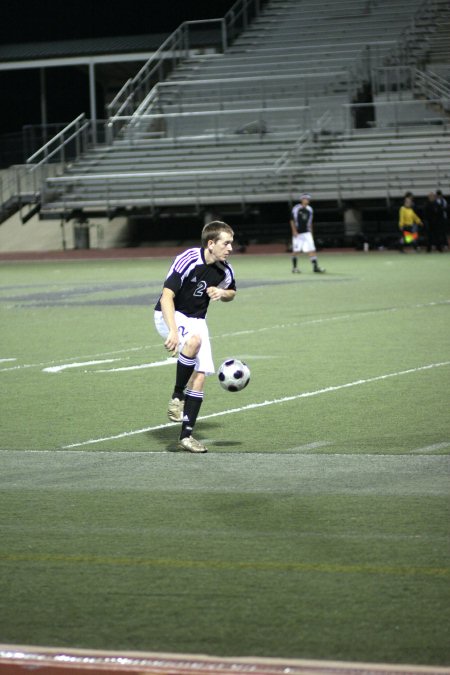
top-left (411, 442), bottom-right (450, 453)
top-left (97, 354), bottom-right (273, 373)
top-left (0, 346), bottom-right (155, 373)
top-left (95, 357), bottom-right (177, 372)
top-left (287, 441), bottom-right (332, 451)
top-left (61, 360), bottom-right (450, 449)
top-left (43, 359), bottom-right (120, 373)
top-left (4, 450), bottom-right (437, 457)
top-left (0, 358), bottom-right (17, 363)
top-left (1, 299), bottom-right (448, 374)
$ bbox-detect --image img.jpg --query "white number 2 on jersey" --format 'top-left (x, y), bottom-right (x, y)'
top-left (193, 280), bottom-right (207, 297)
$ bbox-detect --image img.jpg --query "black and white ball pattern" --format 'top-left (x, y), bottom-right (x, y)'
top-left (218, 359), bottom-right (250, 392)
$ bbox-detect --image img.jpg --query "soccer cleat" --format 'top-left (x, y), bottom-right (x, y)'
top-left (292, 268), bottom-right (301, 273)
top-left (167, 398), bottom-right (184, 422)
top-left (314, 266), bottom-right (325, 273)
top-left (178, 436), bottom-right (208, 453)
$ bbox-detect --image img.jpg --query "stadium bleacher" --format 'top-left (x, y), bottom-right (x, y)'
top-left (2, 0), bottom-right (450, 247)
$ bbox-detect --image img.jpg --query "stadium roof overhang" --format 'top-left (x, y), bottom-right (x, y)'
top-left (0, 30), bottom-right (219, 129)
top-left (0, 52), bottom-right (160, 70)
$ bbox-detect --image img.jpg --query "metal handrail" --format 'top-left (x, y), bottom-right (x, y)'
top-left (107, 0), bottom-right (265, 128)
top-left (274, 111), bottom-right (333, 174)
top-left (384, 0), bottom-right (444, 66)
top-left (45, 157), bottom-right (449, 185)
top-left (47, 166), bottom-right (293, 182)
top-left (42, 160), bottom-right (449, 213)
top-left (7, 96), bottom-right (450, 209)
top-left (106, 96), bottom-right (449, 146)
top-left (154, 70), bottom-right (350, 88)
top-left (111, 22), bottom-right (214, 121)
top-left (414, 68), bottom-right (450, 101)
top-left (107, 79), bottom-right (133, 116)
top-left (113, 104), bottom-right (311, 121)
top-left (108, 70), bottom-right (350, 132)
top-left (107, 103), bottom-right (315, 144)
top-left (11, 115), bottom-right (98, 206)
top-left (26, 114), bottom-right (88, 167)
top-left (107, 26), bottom-right (189, 119)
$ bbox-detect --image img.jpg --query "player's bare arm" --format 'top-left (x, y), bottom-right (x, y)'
top-left (207, 287), bottom-right (236, 302)
top-left (160, 287), bottom-right (179, 354)
top-left (290, 219), bottom-right (297, 236)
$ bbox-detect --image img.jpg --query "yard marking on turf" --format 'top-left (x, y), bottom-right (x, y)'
top-left (287, 441), bottom-right (332, 452)
top-left (42, 359), bottom-right (121, 373)
top-left (61, 360), bottom-right (450, 449)
top-left (411, 441), bottom-right (450, 454)
top-left (96, 354), bottom-right (273, 373)
top-left (0, 551), bottom-right (448, 578)
top-left (1, 299), bottom-right (448, 374)
top-left (0, 358), bottom-right (17, 363)
top-left (0, 345), bottom-right (159, 373)
top-left (95, 357), bottom-right (177, 372)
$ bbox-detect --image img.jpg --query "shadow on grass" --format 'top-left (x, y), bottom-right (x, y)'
top-left (146, 421), bottom-right (242, 453)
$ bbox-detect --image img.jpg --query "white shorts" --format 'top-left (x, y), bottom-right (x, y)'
top-left (292, 232), bottom-right (316, 253)
top-left (154, 310), bottom-right (215, 375)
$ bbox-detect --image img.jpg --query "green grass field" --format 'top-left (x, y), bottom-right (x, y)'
top-left (0, 250), bottom-right (449, 665)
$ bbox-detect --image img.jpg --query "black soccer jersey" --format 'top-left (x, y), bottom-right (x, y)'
top-left (292, 203), bottom-right (313, 233)
top-left (155, 247), bottom-right (236, 319)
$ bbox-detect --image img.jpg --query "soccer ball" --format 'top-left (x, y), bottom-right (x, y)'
top-left (218, 358), bottom-right (250, 392)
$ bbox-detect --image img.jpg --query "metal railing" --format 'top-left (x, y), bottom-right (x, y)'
top-left (370, 64), bottom-right (450, 102)
top-left (2, 0), bottom-right (266, 214)
top-left (107, 97), bottom-right (450, 147)
top-left (107, 0), bottom-right (265, 131)
top-left (2, 115), bottom-right (110, 220)
top-left (414, 68), bottom-right (450, 109)
top-left (106, 22), bottom-right (216, 123)
top-left (106, 70), bottom-right (350, 143)
top-left (384, 0), bottom-right (447, 67)
top-left (3, 52), bottom-right (449, 217)
top-left (21, 113), bottom-right (90, 198)
top-left (22, 122), bottom-right (73, 160)
top-left (108, 104), bottom-right (319, 146)
top-left (149, 70), bottom-right (350, 108)
top-left (349, 41), bottom-right (397, 86)
top-left (274, 111), bottom-right (334, 174)
top-left (26, 114), bottom-right (89, 166)
top-left (5, 95), bottom-right (448, 211)
top-left (41, 159), bottom-right (450, 211)
top-left (345, 97), bottom-right (449, 134)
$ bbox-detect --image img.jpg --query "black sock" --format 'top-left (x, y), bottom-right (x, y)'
top-left (172, 352), bottom-right (196, 400)
top-left (179, 389), bottom-right (204, 440)
top-left (292, 256), bottom-right (297, 269)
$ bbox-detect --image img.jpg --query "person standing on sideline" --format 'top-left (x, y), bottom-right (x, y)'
top-left (290, 194), bottom-right (325, 273)
top-left (154, 221), bottom-right (236, 454)
top-left (398, 194), bottom-right (422, 252)
top-left (424, 192), bottom-right (446, 252)
top-left (435, 190), bottom-right (447, 220)
top-left (436, 190), bottom-right (448, 249)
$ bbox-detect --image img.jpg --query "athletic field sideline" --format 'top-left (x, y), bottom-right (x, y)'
top-left (0, 249), bottom-right (449, 667)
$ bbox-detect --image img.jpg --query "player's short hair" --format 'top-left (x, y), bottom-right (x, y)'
top-left (201, 221), bottom-right (234, 247)
top-left (300, 193), bottom-right (311, 200)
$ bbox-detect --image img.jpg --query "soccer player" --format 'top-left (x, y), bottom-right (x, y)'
top-left (154, 221), bottom-right (236, 453)
top-left (290, 193), bottom-right (325, 273)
